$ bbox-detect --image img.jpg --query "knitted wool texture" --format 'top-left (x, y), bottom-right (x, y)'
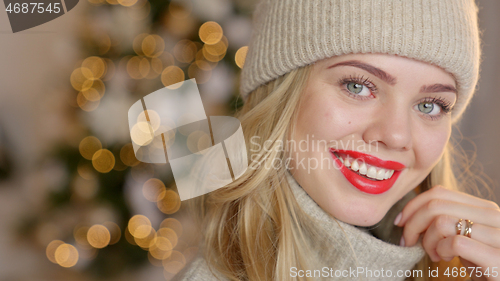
top-left (240, 0), bottom-right (481, 122)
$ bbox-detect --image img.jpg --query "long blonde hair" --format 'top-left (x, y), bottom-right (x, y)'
top-left (188, 63), bottom-right (492, 281)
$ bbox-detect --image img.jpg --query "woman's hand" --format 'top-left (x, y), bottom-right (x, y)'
top-left (394, 185), bottom-right (500, 281)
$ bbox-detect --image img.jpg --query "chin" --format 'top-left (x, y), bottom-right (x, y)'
top-left (331, 203), bottom-right (388, 227)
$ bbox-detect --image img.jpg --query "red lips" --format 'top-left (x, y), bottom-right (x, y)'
top-left (330, 148), bottom-right (406, 194)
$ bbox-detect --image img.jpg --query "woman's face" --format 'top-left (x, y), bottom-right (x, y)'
top-left (289, 53), bottom-right (456, 226)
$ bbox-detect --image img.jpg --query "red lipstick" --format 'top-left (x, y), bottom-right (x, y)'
top-left (330, 148), bottom-right (405, 194)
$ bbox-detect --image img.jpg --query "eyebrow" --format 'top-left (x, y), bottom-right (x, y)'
top-left (327, 60), bottom-right (397, 86)
top-left (327, 60), bottom-right (457, 95)
top-left (420, 84), bottom-right (457, 95)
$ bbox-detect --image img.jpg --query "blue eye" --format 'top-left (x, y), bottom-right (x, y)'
top-left (417, 102), bottom-right (440, 115)
top-left (346, 82), bottom-right (371, 96)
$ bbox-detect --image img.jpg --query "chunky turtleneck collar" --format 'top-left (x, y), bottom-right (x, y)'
top-left (285, 170), bottom-right (425, 280)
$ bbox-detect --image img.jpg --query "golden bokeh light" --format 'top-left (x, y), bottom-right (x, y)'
top-left (202, 45), bottom-right (225, 62)
top-left (82, 56), bottom-right (106, 79)
top-left (92, 149), bottom-right (116, 173)
top-left (128, 215), bottom-right (152, 238)
top-left (199, 21), bottom-right (223, 45)
top-left (103, 221), bottom-right (121, 245)
top-left (46, 240), bottom-right (65, 264)
top-left (81, 88), bottom-right (101, 102)
top-left (87, 224), bottom-right (111, 249)
top-left (160, 218), bottom-right (183, 237)
top-left (163, 250), bottom-right (186, 274)
top-left (195, 59), bottom-right (214, 71)
top-left (203, 36), bottom-right (227, 56)
top-left (74, 226), bottom-right (90, 247)
top-left (142, 178), bottom-right (166, 202)
top-left (157, 189), bottom-right (181, 214)
top-left (71, 67), bottom-right (94, 92)
top-left (127, 56), bottom-right (145, 79)
top-left (124, 226), bottom-right (137, 245)
top-left (130, 122), bottom-right (154, 146)
top-left (173, 39), bottom-right (197, 63)
top-left (142, 35), bottom-right (165, 58)
top-left (117, 0), bottom-right (137, 7)
top-left (134, 225), bottom-right (156, 248)
top-left (139, 57), bottom-right (150, 77)
top-left (149, 237), bottom-right (173, 260)
top-left (133, 33), bottom-right (149, 56)
top-left (235, 46), bottom-right (249, 68)
top-left (120, 143), bottom-right (140, 166)
top-left (79, 136), bottom-right (102, 160)
top-left (157, 227), bottom-right (178, 248)
top-left (148, 57), bottom-right (163, 79)
top-left (137, 109), bottom-right (161, 132)
top-left (161, 66), bottom-right (185, 88)
top-left (55, 244), bottom-right (79, 268)
top-left (77, 91), bottom-right (100, 112)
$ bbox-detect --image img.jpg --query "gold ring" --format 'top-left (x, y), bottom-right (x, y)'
top-left (456, 218), bottom-right (463, 235)
top-left (464, 219), bottom-right (473, 238)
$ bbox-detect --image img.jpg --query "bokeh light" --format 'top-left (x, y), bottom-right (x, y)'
top-left (235, 46), bottom-right (249, 68)
top-left (157, 189), bottom-right (181, 214)
top-left (161, 65), bottom-right (185, 88)
top-left (87, 224), bottom-right (111, 249)
top-left (199, 21), bottom-right (223, 45)
top-left (79, 136), bottom-right (102, 160)
top-left (92, 149), bottom-right (115, 173)
top-left (54, 244), bottom-right (79, 268)
top-left (142, 178), bottom-right (166, 202)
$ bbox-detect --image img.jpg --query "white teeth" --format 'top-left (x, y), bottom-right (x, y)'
top-left (367, 166), bottom-right (377, 179)
top-left (359, 163), bottom-right (367, 175)
top-left (376, 169), bottom-right (386, 180)
top-left (384, 169), bottom-right (391, 179)
top-left (334, 153), bottom-right (397, 181)
top-left (351, 160), bottom-right (359, 171)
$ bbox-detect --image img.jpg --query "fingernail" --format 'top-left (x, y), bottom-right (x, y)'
top-left (394, 212), bottom-right (402, 226)
top-left (399, 236), bottom-right (405, 247)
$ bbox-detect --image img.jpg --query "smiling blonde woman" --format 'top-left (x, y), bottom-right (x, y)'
top-left (172, 0), bottom-right (500, 281)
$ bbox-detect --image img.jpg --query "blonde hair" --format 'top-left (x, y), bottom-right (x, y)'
top-left (188, 64), bottom-right (492, 281)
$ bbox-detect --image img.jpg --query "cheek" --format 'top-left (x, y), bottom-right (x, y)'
top-left (414, 126), bottom-right (451, 168)
top-left (296, 93), bottom-right (365, 140)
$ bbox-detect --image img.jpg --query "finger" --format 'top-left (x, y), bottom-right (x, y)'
top-left (422, 215), bottom-right (455, 262)
top-left (436, 235), bottom-right (500, 269)
top-left (422, 215), bottom-right (500, 262)
top-left (402, 200), bottom-right (500, 246)
top-left (397, 185), bottom-right (499, 227)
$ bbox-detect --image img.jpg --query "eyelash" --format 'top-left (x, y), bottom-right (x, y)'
top-left (337, 75), bottom-right (454, 121)
top-left (337, 75), bottom-right (378, 99)
top-left (418, 96), bottom-right (454, 121)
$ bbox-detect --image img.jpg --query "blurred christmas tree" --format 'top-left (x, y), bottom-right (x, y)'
top-left (16, 0), bottom-right (254, 279)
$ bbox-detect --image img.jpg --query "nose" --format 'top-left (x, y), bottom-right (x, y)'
top-left (362, 104), bottom-right (413, 151)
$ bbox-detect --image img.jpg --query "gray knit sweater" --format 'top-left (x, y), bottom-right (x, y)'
top-left (172, 171), bottom-right (425, 280)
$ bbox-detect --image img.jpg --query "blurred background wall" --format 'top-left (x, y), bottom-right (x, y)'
top-left (0, 0), bottom-right (497, 280)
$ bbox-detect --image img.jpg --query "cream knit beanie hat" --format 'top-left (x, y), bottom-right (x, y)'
top-left (240, 0), bottom-right (481, 122)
